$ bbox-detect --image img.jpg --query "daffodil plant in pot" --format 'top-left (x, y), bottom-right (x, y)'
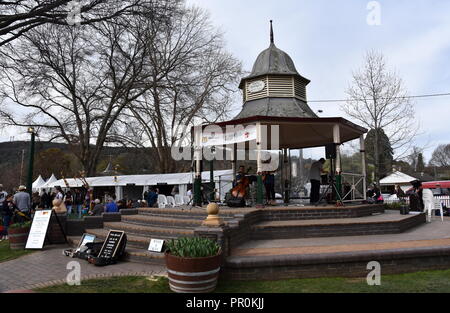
top-left (165, 237), bottom-right (222, 293)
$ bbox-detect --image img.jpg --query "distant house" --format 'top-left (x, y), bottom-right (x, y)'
top-left (380, 171), bottom-right (419, 193)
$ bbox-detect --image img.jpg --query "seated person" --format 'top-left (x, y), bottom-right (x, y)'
top-left (105, 199), bottom-right (119, 213)
top-left (146, 188), bottom-right (158, 207)
top-left (89, 199), bottom-right (104, 216)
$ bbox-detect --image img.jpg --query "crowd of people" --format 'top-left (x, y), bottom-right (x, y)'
top-left (0, 183), bottom-right (173, 240)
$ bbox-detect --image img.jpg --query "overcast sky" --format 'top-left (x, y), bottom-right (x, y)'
top-left (1, 0), bottom-right (449, 163)
top-left (186, 0), bottom-right (450, 161)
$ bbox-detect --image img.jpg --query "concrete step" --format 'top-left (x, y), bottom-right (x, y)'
top-left (103, 222), bottom-right (195, 239)
top-left (250, 212), bottom-right (426, 240)
top-left (67, 235), bottom-right (165, 265)
top-left (122, 214), bottom-right (203, 228)
top-left (137, 207), bottom-right (247, 219)
top-left (86, 228), bottom-right (177, 250)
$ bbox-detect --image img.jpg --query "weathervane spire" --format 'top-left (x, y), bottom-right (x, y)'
top-left (270, 20), bottom-right (274, 44)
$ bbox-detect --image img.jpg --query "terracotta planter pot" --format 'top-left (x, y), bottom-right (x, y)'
top-left (165, 251), bottom-right (222, 293)
top-left (8, 226), bottom-right (30, 250)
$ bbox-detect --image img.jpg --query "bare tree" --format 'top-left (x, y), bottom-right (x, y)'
top-left (429, 144), bottom-right (450, 168)
top-left (0, 0), bottom-right (154, 46)
top-left (0, 5), bottom-right (164, 175)
top-left (118, 5), bottom-right (242, 173)
top-left (342, 50), bottom-right (419, 184)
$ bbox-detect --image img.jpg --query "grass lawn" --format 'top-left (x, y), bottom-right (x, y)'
top-left (0, 240), bottom-right (33, 263)
top-left (36, 268), bottom-right (450, 293)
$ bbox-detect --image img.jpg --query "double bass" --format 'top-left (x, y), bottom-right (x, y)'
top-left (231, 167), bottom-right (253, 199)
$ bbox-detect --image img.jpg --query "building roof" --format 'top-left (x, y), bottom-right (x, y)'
top-left (239, 21), bottom-right (310, 87)
top-left (240, 43), bottom-right (308, 84)
top-left (41, 170), bottom-right (233, 188)
top-left (234, 97), bottom-right (317, 120)
top-left (380, 171), bottom-right (418, 185)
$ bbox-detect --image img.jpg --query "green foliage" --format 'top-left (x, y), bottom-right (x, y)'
top-left (9, 221), bottom-right (32, 229)
top-left (384, 202), bottom-right (403, 210)
top-left (166, 237), bottom-right (221, 258)
top-left (0, 240), bottom-right (33, 263)
top-left (365, 128), bottom-right (394, 181)
top-left (35, 268), bottom-right (450, 293)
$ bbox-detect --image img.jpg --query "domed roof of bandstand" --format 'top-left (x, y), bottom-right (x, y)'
top-left (235, 21), bottom-right (317, 120)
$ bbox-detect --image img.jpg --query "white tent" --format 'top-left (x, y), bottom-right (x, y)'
top-left (40, 173), bottom-right (58, 190)
top-left (45, 170), bottom-right (233, 188)
top-left (380, 171), bottom-right (418, 191)
top-left (32, 175), bottom-right (46, 191)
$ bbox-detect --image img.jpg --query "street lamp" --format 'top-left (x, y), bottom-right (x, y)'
top-left (26, 127), bottom-right (36, 196)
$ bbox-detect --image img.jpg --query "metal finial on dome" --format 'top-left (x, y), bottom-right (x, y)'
top-left (270, 20), bottom-right (274, 44)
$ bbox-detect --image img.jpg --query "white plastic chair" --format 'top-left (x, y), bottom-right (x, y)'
top-left (158, 195), bottom-right (168, 209)
top-left (174, 195), bottom-right (184, 206)
top-left (423, 189), bottom-right (444, 222)
top-left (183, 196), bottom-right (191, 205)
top-left (167, 196), bottom-right (176, 208)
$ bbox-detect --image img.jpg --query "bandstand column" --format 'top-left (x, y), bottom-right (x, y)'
top-left (256, 122), bottom-right (264, 207)
top-left (232, 143), bottom-right (237, 182)
top-left (333, 124), bottom-right (342, 201)
top-left (360, 135), bottom-right (367, 201)
top-left (194, 126), bottom-right (203, 207)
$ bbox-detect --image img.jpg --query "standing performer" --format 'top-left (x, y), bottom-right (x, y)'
top-left (309, 158), bottom-right (326, 204)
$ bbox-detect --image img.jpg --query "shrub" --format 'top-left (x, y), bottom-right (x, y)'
top-left (9, 221), bottom-right (32, 229)
top-left (166, 237), bottom-right (220, 258)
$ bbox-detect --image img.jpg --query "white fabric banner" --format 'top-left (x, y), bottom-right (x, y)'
top-left (201, 125), bottom-right (257, 147)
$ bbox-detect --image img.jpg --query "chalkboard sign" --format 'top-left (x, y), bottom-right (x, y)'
top-left (98, 230), bottom-right (125, 259)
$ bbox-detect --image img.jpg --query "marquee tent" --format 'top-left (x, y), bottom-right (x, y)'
top-left (380, 171), bottom-right (418, 191)
top-left (39, 174), bottom-right (58, 190)
top-left (32, 175), bottom-right (46, 191)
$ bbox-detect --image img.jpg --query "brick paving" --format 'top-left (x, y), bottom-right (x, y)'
top-left (233, 216), bottom-right (450, 257)
top-left (0, 245), bottom-right (166, 292)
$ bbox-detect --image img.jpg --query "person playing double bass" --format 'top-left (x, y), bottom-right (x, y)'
top-left (234, 165), bottom-right (246, 187)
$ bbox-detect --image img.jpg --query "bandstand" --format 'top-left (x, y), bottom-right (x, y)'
top-left (192, 21), bottom-right (368, 207)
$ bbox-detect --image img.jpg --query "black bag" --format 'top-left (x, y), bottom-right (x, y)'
top-left (227, 197), bottom-right (246, 208)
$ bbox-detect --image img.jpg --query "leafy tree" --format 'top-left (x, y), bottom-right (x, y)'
top-left (365, 128), bottom-right (393, 181)
top-left (416, 153), bottom-right (425, 173)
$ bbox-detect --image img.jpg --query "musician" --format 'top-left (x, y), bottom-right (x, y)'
top-left (235, 165), bottom-right (246, 187)
top-left (310, 158), bottom-right (326, 204)
top-left (263, 171), bottom-right (276, 205)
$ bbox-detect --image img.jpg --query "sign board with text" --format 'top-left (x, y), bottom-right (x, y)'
top-left (98, 230), bottom-right (126, 259)
top-left (25, 210), bottom-right (52, 249)
top-left (148, 239), bottom-right (165, 253)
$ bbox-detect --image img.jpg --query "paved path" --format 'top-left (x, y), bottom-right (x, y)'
top-left (234, 215), bottom-right (450, 256)
top-left (0, 245), bottom-right (166, 292)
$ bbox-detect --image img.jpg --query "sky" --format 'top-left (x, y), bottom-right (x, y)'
top-left (185, 0), bottom-right (450, 162)
top-left (1, 0), bottom-right (449, 163)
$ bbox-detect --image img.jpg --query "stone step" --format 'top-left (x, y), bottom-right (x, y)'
top-left (124, 248), bottom-right (165, 265)
top-left (67, 235), bottom-right (165, 265)
top-left (103, 222), bottom-right (195, 239)
top-left (122, 214), bottom-right (203, 228)
top-left (250, 212), bottom-right (426, 240)
top-left (137, 207), bottom-right (247, 219)
top-left (86, 228), bottom-right (176, 249)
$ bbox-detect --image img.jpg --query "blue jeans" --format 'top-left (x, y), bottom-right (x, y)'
top-left (2, 215), bottom-right (11, 236)
top-left (76, 204), bottom-right (82, 218)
